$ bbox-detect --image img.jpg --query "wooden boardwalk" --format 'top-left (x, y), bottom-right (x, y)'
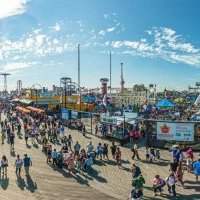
top-left (0, 132), bottom-right (117, 200)
top-left (0, 119), bottom-right (200, 200)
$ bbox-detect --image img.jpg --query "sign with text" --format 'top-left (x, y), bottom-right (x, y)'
top-left (157, 122), bottom-right (194, 141)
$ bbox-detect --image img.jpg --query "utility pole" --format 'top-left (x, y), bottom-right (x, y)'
top-left (78, 44), bottom-right (81, 111)
top-left (109, 51), bottom-right (112, 97)
top-left (78, 44), bottom-right (80, 93)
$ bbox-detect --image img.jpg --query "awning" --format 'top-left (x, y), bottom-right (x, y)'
top-left (127, 120), bottom-right (136, 125)
top-left (11, 98), bottom-right (20, 102)
top-left (16, 106), bottom-right (31, 113)
top-left (19, 99), bottom-right (33, 105)
top-left (26, 106), bottom-right (45, 113)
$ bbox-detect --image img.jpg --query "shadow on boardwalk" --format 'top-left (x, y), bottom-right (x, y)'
top-left (0, 178), bottom-right (9, 190)
top-left (49, 163), bottom-right (107, 186)
top-left (143, 194), bottom-right (200, 200)
top-left (16, 175), bottom-right (37, 192)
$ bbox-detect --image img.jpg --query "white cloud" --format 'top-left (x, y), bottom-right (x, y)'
top-left (111, 27), bottom-right (200, 67)
top-left (35, 34), bottom-right (46, 47)
top-left (99, 30), bottom-right (106, 36)
top-left (107, 27), bottom-right (116, 32)
top-left (51, 23), bottom-right (61, 32)
top-left (1, 62), bottom-right (36, 72)
top-left (0, 0), bottom-right (29, 19)
top-left (0, 25), bottom-right (78, 63)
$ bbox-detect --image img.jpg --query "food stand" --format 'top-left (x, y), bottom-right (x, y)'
top-left (99, 113), bottom-right (138, 144)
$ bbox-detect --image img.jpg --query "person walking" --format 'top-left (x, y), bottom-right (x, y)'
top-left (115, 147), bottom-right (122, 168)
top-left (132, 143), bottom-right (140, 160)
top-left (15, 154), bottom-right (23, 177)
top-left (193, 158), bottom-right (200, 182)
top-left (9, 131), bottom-right (15, 151)
top-left (52, 149), bottom-right (58, 166)
top-left (131, 163), bottom-right (141, 179)
top-left (86, 141), bottom-right (94, 155)
top-left (24, 129), bottom-right (29, 146)
top-left (175, 164), bottom-right (184, 187)
top-left (152, 175), bottom-right (165, 196)
top-left (110, 141), bottom-right (117, 159)
top-left (95, 124), bottom-right (98, 135)
top-left (166, 173), bottom-right (176, 197)
top-left (1, 126), bottom-right (6, 144)
top-left (96, 143), bottom-right (103, 160)
top-left (74, 141), bottom-right (81, 156)
top-left (6, 125), bottom-right (11, 143)
top-left (1, 155), bottom-right (8, 178)
top-left (23, 154), bottom-right (32, 176)
top-left (103, 143), bottom-right (109, 160)
top-left (67, 135), bottom-right (73, 150)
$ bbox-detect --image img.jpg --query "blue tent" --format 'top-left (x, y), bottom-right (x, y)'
top-left (156, 99), bottom-right (175, 109)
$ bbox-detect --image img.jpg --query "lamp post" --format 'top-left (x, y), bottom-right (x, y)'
top-left (35, 89), bottom-right (38, 106)
top-left (123, 114), bottom-right (125, 138)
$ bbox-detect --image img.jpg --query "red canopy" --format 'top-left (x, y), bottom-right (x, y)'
top-left (26, 106), bottom-right (45, 113)
top-left (16, 106), bottom-right (31, 114)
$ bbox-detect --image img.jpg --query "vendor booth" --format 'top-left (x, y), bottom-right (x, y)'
top-left (99, 113), bottom-right (138, 144)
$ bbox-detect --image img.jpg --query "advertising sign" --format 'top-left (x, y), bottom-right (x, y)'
top-left (100, 115), bottom-right (117, 124)
top-left (61, 108), bottom-right (69, 120)
top-left (82, 95), bottom-right (96, 103)
top-left (71, 111), bottom-right (78, 119)
top-left (157, 122), bottom-right (194, 141)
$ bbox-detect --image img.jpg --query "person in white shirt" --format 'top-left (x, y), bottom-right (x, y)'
top-left (165, 173), bottom-right (176, 197)
top-left (15, 154), bottom-right (23, 177)
top-left (86, 141), bottom-right (94, 154)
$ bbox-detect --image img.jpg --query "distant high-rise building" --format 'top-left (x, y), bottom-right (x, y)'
top-left (17, 80), bottom-right (22, 96)
top-left (120, 62), bottom-right (125, 93)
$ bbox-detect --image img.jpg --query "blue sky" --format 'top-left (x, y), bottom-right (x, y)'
top-left (0, 0), bottom-right (200, 91)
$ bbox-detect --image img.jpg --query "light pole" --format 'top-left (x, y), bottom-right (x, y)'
top-left (35, 89), bottom-right (38, 106)
top-left (109, 51), bottom-right (112, 97)
top-left (60, 77), bottom-right (72, 108)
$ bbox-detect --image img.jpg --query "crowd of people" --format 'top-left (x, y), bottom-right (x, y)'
top-left (0, 104), bottom-right (125, 179)
top-left (0, 103), bottom-right (200, 200)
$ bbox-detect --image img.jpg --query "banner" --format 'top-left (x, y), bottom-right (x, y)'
top-left (157, 122), bottom-right (194, 141)
top-left (100, 115), bottom-right (117, 124)
top-left (61, 108), bottom-right (69, 120)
